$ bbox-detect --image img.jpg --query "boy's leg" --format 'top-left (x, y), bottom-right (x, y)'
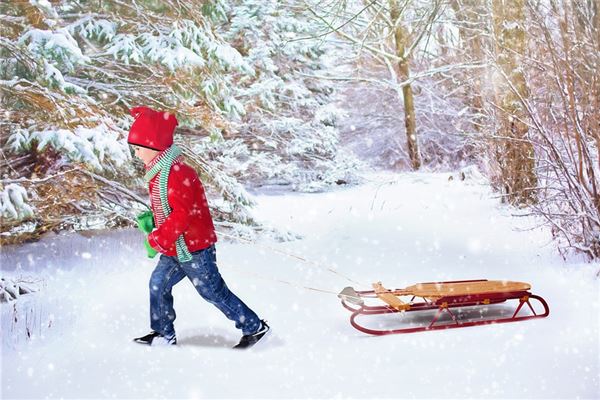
top-left (181, 245), bottom-right (261, 335)
top-left (149, 254), bottom-right (186, 336)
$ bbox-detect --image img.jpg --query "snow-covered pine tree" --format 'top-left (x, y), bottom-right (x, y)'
top-left (216, 0), bottom-right (361, 192)
top-left (1, 1), bottom-right (360, 243)
top-left (1, 0), bottom-right (249, 240)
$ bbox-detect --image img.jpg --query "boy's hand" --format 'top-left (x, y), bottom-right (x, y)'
top-left (144, 237), bottom-right (158, 258)
top-left (136, 211), bottom-right (155, 234)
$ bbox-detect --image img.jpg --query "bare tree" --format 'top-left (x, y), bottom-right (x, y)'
top-left (450, 0), bottom-right (487, 131)
top-left (302, 0), bottom-right (450, 170)
top-left (521, 0), bottom-right (600, 258)
top-left (490, 0), bottom-right (538, 206)
top-left (389, 0), bottom-right (421, 169)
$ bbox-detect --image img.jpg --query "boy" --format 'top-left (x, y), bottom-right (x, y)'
top-left (128, 106), bottom-right (269, 348)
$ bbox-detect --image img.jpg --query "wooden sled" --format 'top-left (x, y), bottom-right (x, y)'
top-left (338, 279), bottom-right (549, 335)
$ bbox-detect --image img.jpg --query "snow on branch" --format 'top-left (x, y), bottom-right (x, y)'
top-left (0, 184), bottom-right (35, 221)
top-left (9, 124), bottom-right (130, 172)
top-left (18, 28), bottom-right (90, 71)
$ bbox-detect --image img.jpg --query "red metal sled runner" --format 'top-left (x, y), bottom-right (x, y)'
top-left (338, 279), bottom-right (550, 335)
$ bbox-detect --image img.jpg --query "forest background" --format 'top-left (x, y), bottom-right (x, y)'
top-left (1, 0), bottom-right (598, 263)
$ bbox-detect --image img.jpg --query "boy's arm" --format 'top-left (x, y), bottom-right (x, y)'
top-left (147, 169), bottom-right (197, 252)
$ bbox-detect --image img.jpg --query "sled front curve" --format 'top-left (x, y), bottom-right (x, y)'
top-left (338, 279), bottom-right (550, 335)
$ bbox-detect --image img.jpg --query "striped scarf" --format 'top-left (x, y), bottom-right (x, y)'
top-left (144, 145), bottom-right (192, 263)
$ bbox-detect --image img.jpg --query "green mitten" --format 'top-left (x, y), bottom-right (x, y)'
top-left (144, 237), bottom-right (158, 259)
top-left (136, 210), bottom-right (155, 234)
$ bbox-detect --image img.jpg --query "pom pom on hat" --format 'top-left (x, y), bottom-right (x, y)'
top-left (128, 106), bottom-right (178, 151)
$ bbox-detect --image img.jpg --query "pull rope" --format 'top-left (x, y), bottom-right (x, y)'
top-left (215, 229), bottom-right (365, 287)
top-left (221, 264), bottom-right (340, 296)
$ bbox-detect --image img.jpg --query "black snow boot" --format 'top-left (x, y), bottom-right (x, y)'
top-left (233, 320), bottom-right (270, 349)
top-left (133, 331), bottom-right (177, 346)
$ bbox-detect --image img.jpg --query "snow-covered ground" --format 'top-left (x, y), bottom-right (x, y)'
top-left (1, 172), bottom-right (599, 399)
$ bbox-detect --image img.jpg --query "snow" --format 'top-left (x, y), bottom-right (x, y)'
top-left (213, 43), bottom-right (247, 70)
top-left (1, 172), bottom-right (598, 398)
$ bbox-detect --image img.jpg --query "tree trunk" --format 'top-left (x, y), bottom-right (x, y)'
top-left (450, 0), bottom-right (486, 131)
top-left (389, 0), bottom-right (421, 170)
top-left (492, 0), bottom-right (537, 205)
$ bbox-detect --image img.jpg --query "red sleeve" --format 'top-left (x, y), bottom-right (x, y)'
top-left (147, 166), bottom-right (198, 251)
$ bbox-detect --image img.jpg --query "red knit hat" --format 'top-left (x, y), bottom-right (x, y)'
top-left (128, 106), bottom-right (178, 151)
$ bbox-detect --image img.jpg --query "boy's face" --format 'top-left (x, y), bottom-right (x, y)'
top-left (131, 144), bottom-right (159, 166)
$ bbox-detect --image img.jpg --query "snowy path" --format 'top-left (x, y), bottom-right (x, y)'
top-left (2, 172), bottom-right (598, 399)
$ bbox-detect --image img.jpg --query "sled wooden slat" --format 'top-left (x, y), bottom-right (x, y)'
top-left (393, 280), bottom-right (531, 299)
top-left (372, 282), bottom-right (410, 311)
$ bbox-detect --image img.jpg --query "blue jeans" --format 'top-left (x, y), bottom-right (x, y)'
top-left (149, 245), bottom-right (261, 336)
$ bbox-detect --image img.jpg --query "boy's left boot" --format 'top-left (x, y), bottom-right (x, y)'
top-left (233, 320), bottom-right (270, 349)
top-left (133, 331), bottom-right (177, 346)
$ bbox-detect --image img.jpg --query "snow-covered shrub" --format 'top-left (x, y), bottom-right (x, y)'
top-left (314, 103), bottom-right (348, 127)
top-left (459, 165), bottom-right (488, 184)
top-left (294, 150), bottom-right (365, 193)
top-left (0, 184), bottom-right (35, 221)
top-left (0, 278), bottom-right (39, 303)
top-left (0, 276), bottom-right (59, 350)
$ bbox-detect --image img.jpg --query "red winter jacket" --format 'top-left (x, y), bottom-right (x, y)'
top-left (146, 159), bottom-right (217, 256)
